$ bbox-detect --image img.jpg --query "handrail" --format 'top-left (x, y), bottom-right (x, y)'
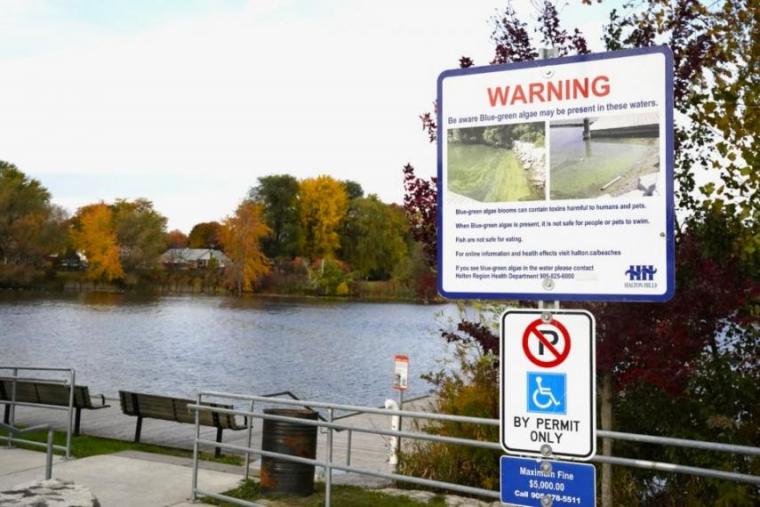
top-left (189, 391), bottom-right (760, 507)
top-left (201, 391), bottom-right (497, 425)
top-left (0, 421), bottom-right (55, 480)
top-left (0, 376), bottom-right (72, 386)
top-left (212, 391), bottom-right (760, 457)
top-left (259, 391), bottom-right (326, 422)
top-left (0, 366), bottom-right (75, 459)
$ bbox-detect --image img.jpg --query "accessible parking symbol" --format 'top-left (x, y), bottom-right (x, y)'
top-left (527, 372), bottom-right (566, 415)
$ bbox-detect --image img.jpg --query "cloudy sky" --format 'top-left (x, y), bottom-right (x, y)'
top-left (0, 0), bottom-right (622, 232)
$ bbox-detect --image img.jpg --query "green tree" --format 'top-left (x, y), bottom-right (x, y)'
top-left (111, 198), bottom-right (168, 271)
top-left (249, 174), bottom-right (302, 259)
top-left (298, 175), bottom-right (348, 259)
top-left (220, 201), bottom-right (271, 295)
top-left (340, 195), bottom-right (408, 280)
top-left (188, 221), bottom-right (223, 249)
top-left (343, 180), bottom-right (364, 200)
top-left (0, 161), bottom-right (67, 280)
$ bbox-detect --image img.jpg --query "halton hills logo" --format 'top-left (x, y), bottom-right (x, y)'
top-left (625, 265), bottom-right (657, 281)
top-left (625, 265), bottom-right (658, 288)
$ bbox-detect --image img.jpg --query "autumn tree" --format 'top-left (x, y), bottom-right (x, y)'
top-left (188, 221), bottom-right (223, 249)
top-left (298, 175), bottom-right (348, 260)
top-left (111, 199), bottom-right (168, 271)
top-left (340, 195), bottom-right (409, 280)
top-left (166, 229), bottom-right (188, 248)
top-left (402, 164), bottom-right (437, 268)
top-left (220, 201), bottom-right (271, 295)
top-left (249, 174), bottom-right (302, 259)
top-left (71, 203), bottom-right (124, 282)
top-left (0, 161), bottom-right (67, 283)
top-left (404, 1), bottom-right (758, 504)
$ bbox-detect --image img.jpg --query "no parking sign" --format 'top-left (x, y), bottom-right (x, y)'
top-left (501, 309), bottom-right (596, 460)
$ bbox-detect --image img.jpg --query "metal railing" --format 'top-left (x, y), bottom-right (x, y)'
top-left (0, 421), bottom-right (55, 479)
top-left (188, 392), bottom-right (760, 506)
top-left (0, 366), bottom-right (75, 459)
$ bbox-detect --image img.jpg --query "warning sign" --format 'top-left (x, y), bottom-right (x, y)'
top-left (501, 309), bottom-right (596, 460)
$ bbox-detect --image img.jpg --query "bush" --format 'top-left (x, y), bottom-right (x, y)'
top-left (308, 258), bottom-right (352, 296)
top-left (398, 310), bottom-right (501, 492)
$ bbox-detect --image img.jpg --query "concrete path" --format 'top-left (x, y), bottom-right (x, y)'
top-left (7, 395), bottom-right (435, 477)
top-left (0, 448), bottom-right (239, 506)
top-left (0, 448), bottom-right (64, 477)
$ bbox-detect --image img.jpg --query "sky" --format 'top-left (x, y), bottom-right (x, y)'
top-left (0, 0), bottom-right (624, 232)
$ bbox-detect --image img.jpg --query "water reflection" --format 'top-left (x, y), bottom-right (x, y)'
top-left (78, 291), bottom-right (161, 307)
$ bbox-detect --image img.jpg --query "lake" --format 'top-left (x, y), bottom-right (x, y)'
top-left (0, 293), bottom-right (460, 407)
top-left (550, 125), bottom-right (658, 199)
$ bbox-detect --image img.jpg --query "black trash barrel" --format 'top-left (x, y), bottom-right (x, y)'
top-left (260, 408), bottom-right (319, 496)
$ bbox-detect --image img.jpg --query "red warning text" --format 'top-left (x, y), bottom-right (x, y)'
top-left (487, 76), bottom-right (610, 107)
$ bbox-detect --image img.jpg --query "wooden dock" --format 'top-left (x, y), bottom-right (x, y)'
top-left (6, 395), bottom-right (437, 476)
top-left (551, 113), bottom-right (659, 138)
top-left (589, 112), bottom-right (658, 138)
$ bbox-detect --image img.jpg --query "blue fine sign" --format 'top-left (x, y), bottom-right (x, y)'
top-left (500, 456), bottom-right (596, 506)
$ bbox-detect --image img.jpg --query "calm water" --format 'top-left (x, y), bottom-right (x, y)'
top-left (0, 293), bottom-right (458, 406)
top-left (550, 126), bottom-right (658, 199)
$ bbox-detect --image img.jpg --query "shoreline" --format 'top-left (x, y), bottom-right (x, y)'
top-left (0, 286), bottom-right (447, 306)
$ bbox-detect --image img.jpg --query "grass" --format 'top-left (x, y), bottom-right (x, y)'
top-left (0, 427), bottom-right (242, 465)
top-left (447, 143), bottom-right (542, 202)
top-left (203, 480), bottom-right (448, 507)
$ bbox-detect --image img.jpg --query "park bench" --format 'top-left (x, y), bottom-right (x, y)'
top-left (0, 379), bottom-right (110, 435)
top-left (119, 390), bottom-right (246, 457)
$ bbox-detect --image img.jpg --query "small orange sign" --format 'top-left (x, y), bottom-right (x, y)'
top-left (393, 355), bottom-right (409, 391)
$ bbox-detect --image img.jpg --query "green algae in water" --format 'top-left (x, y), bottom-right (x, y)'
top-left (447, 144), bottom-right (542, 202)
top-left (550, 126), bottom-right (658, 200)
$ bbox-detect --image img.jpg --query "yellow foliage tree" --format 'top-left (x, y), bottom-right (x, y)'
top-left (298, 175), bottom-right (348, 259)
top-left (220, 201), bottom-right (271, 295)
top-left (72, 203), bottom-right (124, 281)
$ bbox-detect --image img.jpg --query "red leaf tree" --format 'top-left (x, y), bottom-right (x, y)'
top-left (402, 2), bottom-right (758, 504)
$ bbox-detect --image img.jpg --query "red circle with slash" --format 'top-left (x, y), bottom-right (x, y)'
top-left (522, 318), bottom-right (571, 368)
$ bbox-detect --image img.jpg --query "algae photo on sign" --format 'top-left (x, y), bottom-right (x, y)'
top-left (446, 122), bottom-right (545, 203)
top-left (549, 112), bottom-right (660, 200)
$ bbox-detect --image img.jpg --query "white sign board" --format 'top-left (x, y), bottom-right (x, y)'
top-left (437, 47), bottom-right (674, 302)
top-left (393, 355), bottom-right (409, 391)
top-left (500, 309), bottom-right (596, 460)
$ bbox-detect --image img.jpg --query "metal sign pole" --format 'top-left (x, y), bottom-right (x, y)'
top-left (397, 388), bottom-right (404, 457)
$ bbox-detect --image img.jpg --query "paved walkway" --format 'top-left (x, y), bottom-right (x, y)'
top-left (7, 395), bottom-right (436, 476)
top-left (0, 448), bottom-right (239, 506)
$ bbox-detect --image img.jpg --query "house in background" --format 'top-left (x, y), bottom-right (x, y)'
top-left (50, 250), bottom-right (88, 270)
top-left (161, 248), bottom-right (229, 270)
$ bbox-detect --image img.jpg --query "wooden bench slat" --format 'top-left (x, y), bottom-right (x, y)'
top-left (1, 380), bottom-right (110, 436)
top-left (0, 381), bottom-right (102, 409)
top-left (118, 391), bottom-right (244, 430)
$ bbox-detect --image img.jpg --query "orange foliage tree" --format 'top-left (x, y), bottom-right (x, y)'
top-left (166, 229), bottom-right (189, 248)
top-left (298, 175), bottom-right (348, 259)
top-left (220, 201), bottom-right (271, 295)
top-left (72, 203), bottom-right (124, 282)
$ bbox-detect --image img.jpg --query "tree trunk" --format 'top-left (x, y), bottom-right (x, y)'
top-left (600, 373), bottom-right (614, 507)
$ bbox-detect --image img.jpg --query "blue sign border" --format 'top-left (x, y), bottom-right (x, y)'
top-left (436, 46), bottom-right (675, 302)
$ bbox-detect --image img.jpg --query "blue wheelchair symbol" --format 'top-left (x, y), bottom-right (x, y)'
top-left (527, 372), bottom-right (566, 415)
